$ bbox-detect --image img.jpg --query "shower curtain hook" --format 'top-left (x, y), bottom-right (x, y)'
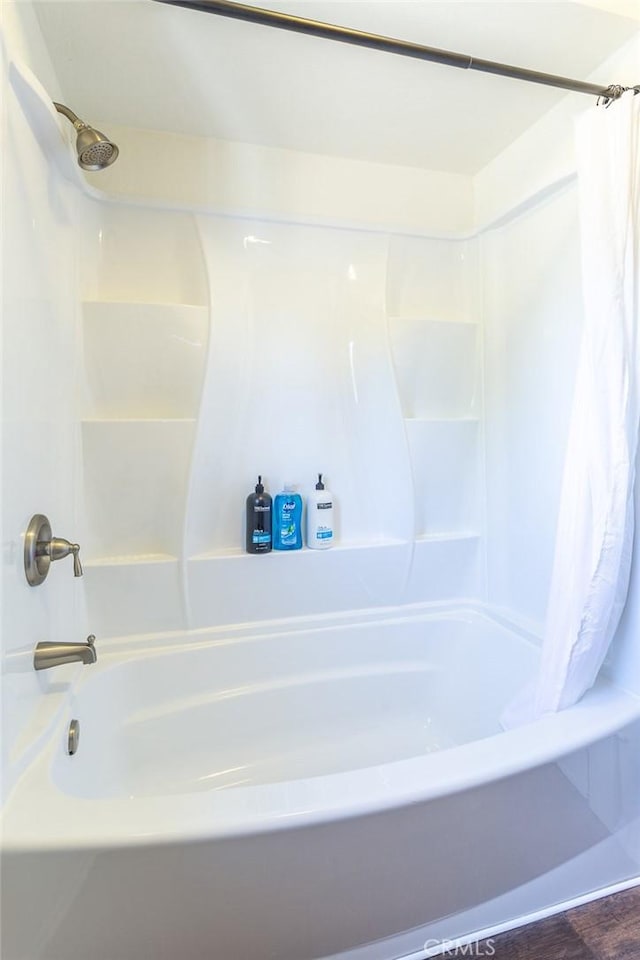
top-left (597, 84), bottom-right (637, 107)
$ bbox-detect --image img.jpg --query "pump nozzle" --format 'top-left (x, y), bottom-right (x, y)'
top-left (255, 475), bottom-right (265, 494)
top-left (316, 473), bottom-right (325, 490)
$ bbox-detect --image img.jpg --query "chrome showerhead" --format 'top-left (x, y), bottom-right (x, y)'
top-left (53, 102), bottom-right (120, 171)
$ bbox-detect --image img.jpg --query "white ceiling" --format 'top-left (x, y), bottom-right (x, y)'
top-left (33, 0), bottom-right (640, 173)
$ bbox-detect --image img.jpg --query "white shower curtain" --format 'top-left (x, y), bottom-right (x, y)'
top-left (505, 89), bottom-right (640, 727)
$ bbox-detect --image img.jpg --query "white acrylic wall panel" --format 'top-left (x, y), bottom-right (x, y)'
top-left (406, 420), bottom-right (480, 536)
top-left (80, 122), bottom-right (475, 236)
top-left (184, 217), bottom-right (421, 623)
top-left (83, 302), bottom-right (208, 419)
top-left (83, 558), bottom-right (184, 638)
top-left (482, 187), bottom-right (583, 628)
top-left (403, 536), bottom-right (481, 603)
top-left (79, 204), bottom-right (208, 306)
top-left (82, 421), bottom-right (195, 559)
top-left (387, 235), bottom-right (478, 322)
top-left (187, 544), bottom-right (413, 628)
top-left (75, 204), bottom-right (486, 634)
top-left (2, 45), bottom-right (85, 799)
top-left (188, 218), bottom-right (413, 555)
top-left (390, 319), bottom-right (479, 419)
top-left (76, 207), bottom-right (486, 635)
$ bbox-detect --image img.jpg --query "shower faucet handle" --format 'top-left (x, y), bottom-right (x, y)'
top-left (48, 538), bottom-right (83, 578)
top-left (24, 514), bottom-right (83, 586)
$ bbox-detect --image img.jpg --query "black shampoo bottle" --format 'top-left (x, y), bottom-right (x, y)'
top-left (246, 476), bottom-right (272, 554)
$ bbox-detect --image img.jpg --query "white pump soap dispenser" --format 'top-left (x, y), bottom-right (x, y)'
top-left (306, 473), bottom-right (334, 549)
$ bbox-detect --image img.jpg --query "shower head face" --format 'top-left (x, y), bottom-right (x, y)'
top-left (76, 126), bottom-right (119, 171)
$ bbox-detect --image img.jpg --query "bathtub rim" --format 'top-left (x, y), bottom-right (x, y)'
top-left (2, 602), bottom-right (639, 852)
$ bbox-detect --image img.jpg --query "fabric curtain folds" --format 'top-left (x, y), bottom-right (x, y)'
top-left (504, 90), bottom-right (640, 728)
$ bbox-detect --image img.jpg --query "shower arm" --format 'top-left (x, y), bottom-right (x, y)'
top-left (153, 0), bottom-right (638, 103)
top-left (53, 102), bottom-right (90, 130)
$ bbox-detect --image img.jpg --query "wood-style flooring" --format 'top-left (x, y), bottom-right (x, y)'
top-left (442, 885), bottom-right (640, 959)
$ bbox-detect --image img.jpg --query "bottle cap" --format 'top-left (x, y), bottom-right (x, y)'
top-left (283, 483), bottom-right (296, 492)
top-left (316, 473), bottom-right (325, 490)
top-left (255, 475), bottom-right (264, 494)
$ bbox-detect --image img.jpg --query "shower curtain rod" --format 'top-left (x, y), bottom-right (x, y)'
top-left (153, 0), bottom-right (638, 102)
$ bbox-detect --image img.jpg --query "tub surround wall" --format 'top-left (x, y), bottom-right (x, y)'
top-left (186, 217), bottom-right (416, 625)
top-left (1, 10), bottom-right (87, 801)
top-left (69, 32), bottom-right (640, 665)
top-left (77, 209), bottom-right (483, 635)
top-left (481, 187), bottom-right (583, 632)
top-left (3, 11), bottom-right (638, 693)
top-left (8, 24), bottom-right (639, 678)
top-left (188, 219), bottom-right (402, 555)
top-left (65, 32), bottom-right (640, 667)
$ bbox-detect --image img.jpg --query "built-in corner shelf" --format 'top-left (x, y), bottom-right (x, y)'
top-left (415, 532), bottom-right (479, 544)
top-left (82, 417), bottom-right (196, 425)
top-left (404, 416), bottom-right (479, 424)
top-left (189, 534), bottom-right (481, 564)
top-left (388, 316), bottom-right (478, 326)
top-left (84, 552), bottom-right (178, 567)
top-left (190, 538), bottom-right (409, 562)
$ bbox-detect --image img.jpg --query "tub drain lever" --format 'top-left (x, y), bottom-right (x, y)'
top-left (67, 719), bottom-right (80, 756)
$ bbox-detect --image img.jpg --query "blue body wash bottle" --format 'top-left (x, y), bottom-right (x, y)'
top-left (273, 483), bottom-right (303, 550)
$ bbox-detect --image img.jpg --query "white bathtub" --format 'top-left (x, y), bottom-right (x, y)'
top-left (2, 605), bottom-right (640, 960)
